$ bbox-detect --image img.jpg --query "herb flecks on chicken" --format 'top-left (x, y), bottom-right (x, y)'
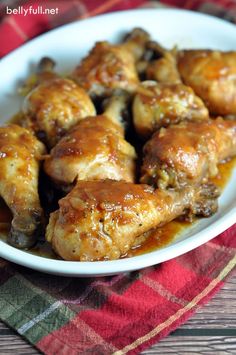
top-left (46, 180), bottom-right (218, 261)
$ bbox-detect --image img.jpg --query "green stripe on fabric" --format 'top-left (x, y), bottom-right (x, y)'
top-left (0, 276), bottom-right (38, 317)
top-left (20, 301), bottom-right (74, 344)
top-left (0, 275), bottom-right (75, 344)
top-left (7, 294), bottom-right (59, 328)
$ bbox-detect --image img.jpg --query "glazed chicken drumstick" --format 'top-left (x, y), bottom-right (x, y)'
top-left (0, 125), bottom-right (46, 249)
top-left (133, 80), bottom-right (209, 138)
top-left (44, 94), bottom-right (137, 190)
top-left (46, 180), bottom-right (219, 261)
top-left (22, 76), bottom-right (96, 148)
top-left (178, 50), bottom-right (236, 116)
top-left (72, 28), bottom-right (150, 98)
top-left (141, 118), bottom-right (236, 189)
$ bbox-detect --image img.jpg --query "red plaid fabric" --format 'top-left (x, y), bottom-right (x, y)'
top-left (0, 1), bottom-right (236, 354)
top-left (1, 0), bottom-right (236, 57)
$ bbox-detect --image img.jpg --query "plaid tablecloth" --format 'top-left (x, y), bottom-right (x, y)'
top-left (1, 0), bottom-right (236, 57)
top-left (0, 1), bottom-right (236, 354)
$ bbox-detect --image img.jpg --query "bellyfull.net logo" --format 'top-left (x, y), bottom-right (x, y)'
top-left (6, 5), bottom-right (59, 16)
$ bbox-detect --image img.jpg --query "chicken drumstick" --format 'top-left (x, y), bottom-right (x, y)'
top-left (0, 124), bottom-right (46, 249)
top-left (46, 180), bottom-right (218, 261)
top-left (72, 28), bottom-right (150, 98)
top-left (178, 50), bottom-right (236, 116)
top-left (133, 80), bottom-right (209, 138)
top-left (23, 77), bottom-right (96, 148)
top-left (141, 118), bottom-right (236, 189)
top-left (44, 94), bottom-right (137, 190)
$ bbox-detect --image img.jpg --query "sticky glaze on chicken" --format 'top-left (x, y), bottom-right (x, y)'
top-left (141, 118), bottom-right (236, 189)
top-left (133, 81), bottom-right (209, 138)
top-left (22, 77), bottom-right (96, 147)
top-left (0, 124), bottom-right (46, 249)
top-left (46, 180), bottom-right (218, 261)
top-left (72, 28), bottom-right (150, 98)
top-left (178, 50), bottom-right (236, 116)
top-left (44, 94), bottom-right (136, 190)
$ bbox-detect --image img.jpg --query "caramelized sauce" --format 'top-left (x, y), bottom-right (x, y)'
top-left (128, 219), bottom-right (191, 257)
top-left (210, 157), bottom-right (236, 190)
top-left (0, 130), bottom-right (235, 259)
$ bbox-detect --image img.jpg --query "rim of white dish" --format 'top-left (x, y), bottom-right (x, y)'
top-left (1, 206), bottom-right (236, 276)
top-left (0, 8), bottom-right (236, 276)
top-left (2, 8), bottom-right (236, 65)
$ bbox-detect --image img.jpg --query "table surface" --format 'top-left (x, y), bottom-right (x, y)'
top-left (0, 271), bottom-right (235, 354)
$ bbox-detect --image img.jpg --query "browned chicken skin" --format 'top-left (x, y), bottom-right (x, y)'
top-left (22, 77), bottom-right (96, 148)
top-left (72, 28), bottom-right (150, 98)
top-left (141, 118), bottom-right (236, 189)
top-left (44, 95), bottom-right (137, 190)
top-left (46, 180), bottom-right (218, 261)
top-left (0, 124), bottom-right (46, 249)
top-left (133, 80), bottom-right (209, 138)
top-left (178, 50), bottom-right (236, 116)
